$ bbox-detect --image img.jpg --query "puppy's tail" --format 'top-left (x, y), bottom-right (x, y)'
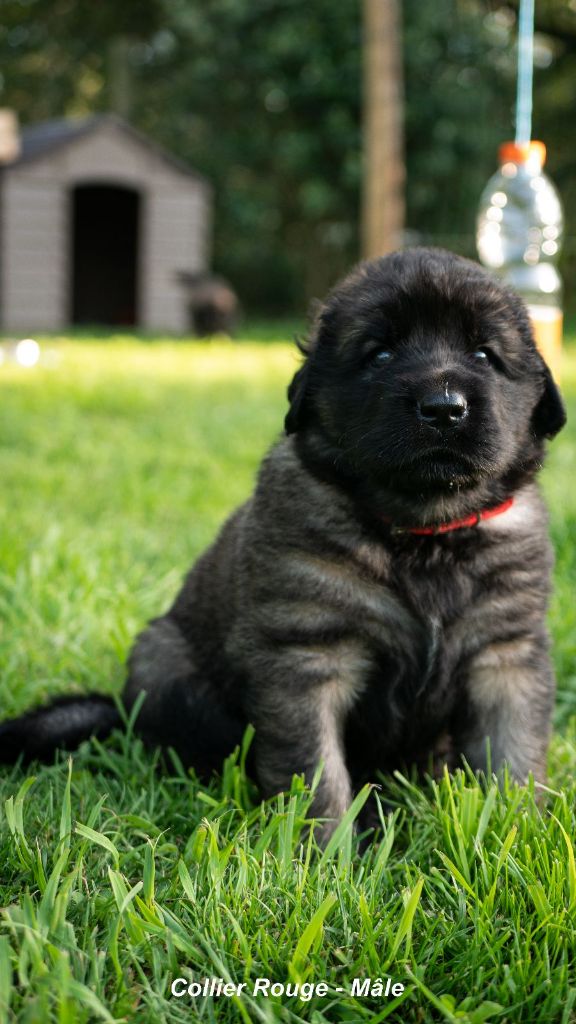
top-left (0, 694), bottom-right (121, 764)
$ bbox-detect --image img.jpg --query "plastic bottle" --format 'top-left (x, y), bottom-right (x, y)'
top-left (476, 141), bottom-right (563, 379)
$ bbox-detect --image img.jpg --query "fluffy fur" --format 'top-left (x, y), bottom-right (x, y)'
top-left (0, 248), bottom-right (566, 841)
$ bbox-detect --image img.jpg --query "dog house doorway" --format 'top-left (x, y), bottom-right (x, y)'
top-left (71, 184), bottom-right (140, 326)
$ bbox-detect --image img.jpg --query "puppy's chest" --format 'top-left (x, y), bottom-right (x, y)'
top-left (374, 544), bottom-right (476, 698)
top-left (345, 559), bottom-right (465, 769)
top-left (390, 543), bottom-right (475, 623)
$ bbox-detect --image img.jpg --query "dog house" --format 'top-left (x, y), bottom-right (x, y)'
top-left (0, 113), bottom-right (212, 333)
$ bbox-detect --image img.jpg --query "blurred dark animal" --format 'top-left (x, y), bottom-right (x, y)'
top-left (179, 271), bottom-right (239, 337)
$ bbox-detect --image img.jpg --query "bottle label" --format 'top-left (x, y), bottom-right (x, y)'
top-left (526, 304), bottom-right (562, 381)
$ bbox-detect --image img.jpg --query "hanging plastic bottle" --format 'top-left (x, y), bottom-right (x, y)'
top-left (476, 141), bottom-right (563, 379)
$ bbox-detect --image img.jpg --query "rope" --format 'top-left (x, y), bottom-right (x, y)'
top-left (515, 0), bottom-right (535, 144)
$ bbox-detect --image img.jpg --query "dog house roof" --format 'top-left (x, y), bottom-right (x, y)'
top-left (12, 114), bottom-right (209, 187)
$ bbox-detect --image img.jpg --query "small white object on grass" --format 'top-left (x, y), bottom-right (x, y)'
top-left (15, 338), bottom-right (40, 367)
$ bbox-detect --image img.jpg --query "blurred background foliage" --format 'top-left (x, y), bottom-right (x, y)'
top-left (1, 0), bottom-right (575, 314)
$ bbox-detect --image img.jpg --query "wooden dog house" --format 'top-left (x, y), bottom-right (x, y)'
top-left (0, 113), bottom-right (212, 333)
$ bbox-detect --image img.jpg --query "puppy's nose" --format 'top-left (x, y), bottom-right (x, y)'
top-left (417, 391), bottom-right (468, 428)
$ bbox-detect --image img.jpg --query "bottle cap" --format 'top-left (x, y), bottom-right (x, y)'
top-left (498, 140), bottom-right (546, 166)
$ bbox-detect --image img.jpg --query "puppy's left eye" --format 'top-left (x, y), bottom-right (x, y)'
top-left (369, 350), bottom-right (393, 366)
top-left (471, 348), bottom-right (491, 365)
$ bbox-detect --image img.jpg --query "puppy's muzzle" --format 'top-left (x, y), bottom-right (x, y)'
top-left (417, 390), bottom-right (468, 429)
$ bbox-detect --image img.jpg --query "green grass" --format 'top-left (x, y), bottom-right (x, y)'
top-left (1, 329), bottom-right (576, 1023)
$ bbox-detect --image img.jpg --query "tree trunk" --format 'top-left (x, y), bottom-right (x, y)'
top-left (109, 36), bottom-right (133, 120)
top-left (362, 0), bottom-right (405, 259)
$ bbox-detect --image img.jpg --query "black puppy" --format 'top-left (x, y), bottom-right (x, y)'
top-left (0, 249), bottom-right (565, 841)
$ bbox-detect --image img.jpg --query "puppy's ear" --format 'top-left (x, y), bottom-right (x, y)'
top-left (285, 360), bottom-right (310, 435)
top-left (532, 360), bottom-right (566, 439)
top-left (285, 306), bottom-right (326, 435)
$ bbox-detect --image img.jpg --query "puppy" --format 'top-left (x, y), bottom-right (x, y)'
top-left (0, 249), bottom-right (566, 841)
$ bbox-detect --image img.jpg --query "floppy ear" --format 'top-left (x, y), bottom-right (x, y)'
top-left (532, 360), bottom-right (566, 439)
top-left (284, 360), bottom-right (310, 435)
top-left (285, 301), bottom-right (330, 434)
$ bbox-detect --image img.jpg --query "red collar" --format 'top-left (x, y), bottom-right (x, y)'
top-left (385, 497), bottom-right (514, 536)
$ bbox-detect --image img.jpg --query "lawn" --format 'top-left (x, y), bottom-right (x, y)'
top-left (1, 328), bottom-right (576, 1024)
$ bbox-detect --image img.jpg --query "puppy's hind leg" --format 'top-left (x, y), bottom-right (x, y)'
top-left (125, 616), bottom-right (247, 776)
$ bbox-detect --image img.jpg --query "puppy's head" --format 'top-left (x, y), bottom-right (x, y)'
top-left (286, 248), bottom-right (565, 507)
